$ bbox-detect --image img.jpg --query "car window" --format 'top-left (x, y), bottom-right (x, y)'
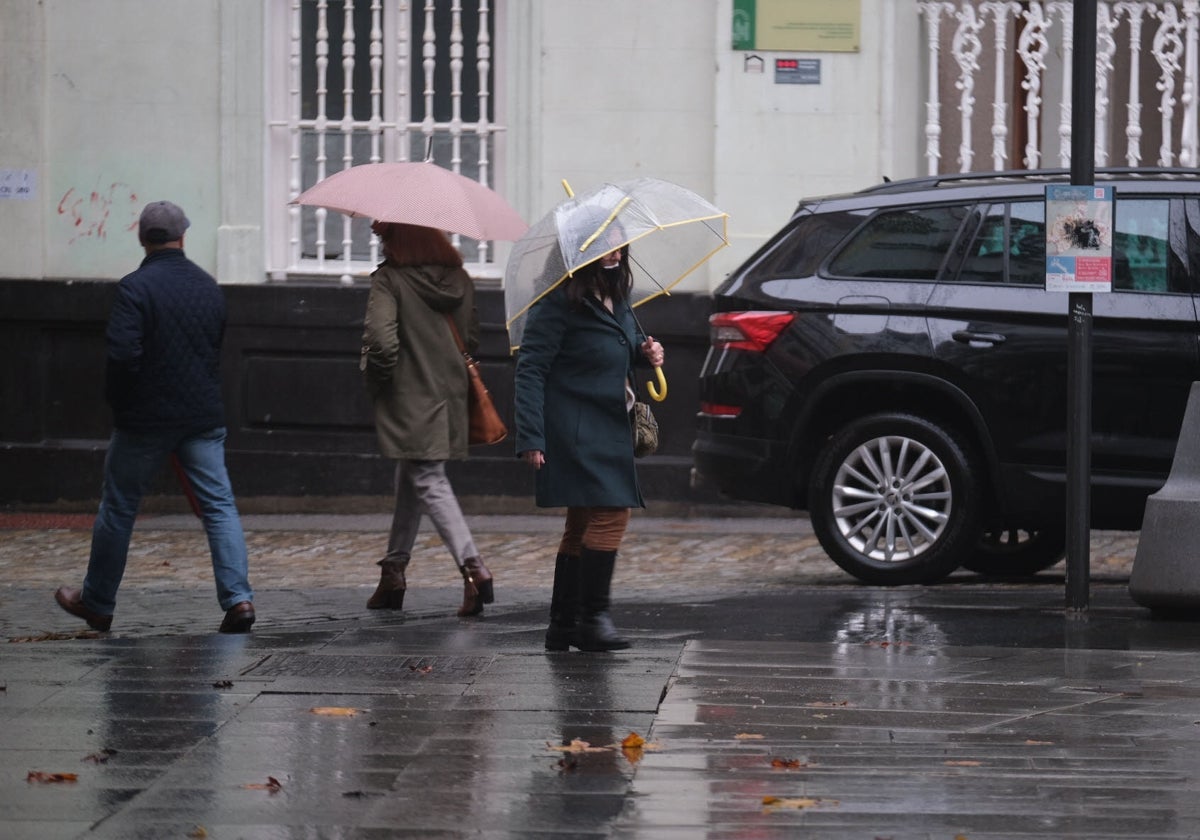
top-left (953, 197), bottom-right (1182, 293)
top-left (953, 201), bottom-right (1046, 286)
top-left (1113, 199), bottom-right (1172, 292)
top-left (751, 210), bottom-right (864, 279)
top-left (827, 204), bottom-right (969, 281)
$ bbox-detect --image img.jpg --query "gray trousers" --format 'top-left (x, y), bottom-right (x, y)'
top-left (384, 459), bottom-right (479, 569)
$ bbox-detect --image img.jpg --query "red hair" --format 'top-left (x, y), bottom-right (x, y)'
top-left (377, 223), bottom-right (464, 268)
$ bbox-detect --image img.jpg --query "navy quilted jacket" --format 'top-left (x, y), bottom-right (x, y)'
top-left (104, 248), bottom-right (227, 433)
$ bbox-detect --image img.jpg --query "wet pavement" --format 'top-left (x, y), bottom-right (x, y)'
top-left (3, 509), bottom-right (1200, 838)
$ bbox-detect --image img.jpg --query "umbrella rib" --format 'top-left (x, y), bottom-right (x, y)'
top-left (578, 196), bottom-right (633, 253)
top-left (632, 239), bottom-right (731, 309)
top-left (505, 272), bottom-right (571, 332)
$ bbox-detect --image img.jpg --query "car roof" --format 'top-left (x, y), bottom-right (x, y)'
top-left (794, 167), bottom-right (1200, 216)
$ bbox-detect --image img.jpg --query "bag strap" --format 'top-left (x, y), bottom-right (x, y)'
top-left (444, 313), bottom-right (469, 358)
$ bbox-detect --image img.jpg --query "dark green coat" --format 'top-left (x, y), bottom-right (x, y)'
top-left (360, 262), bottom-right (478, 460)
top-left (513, 286), bottom-right (647, 508)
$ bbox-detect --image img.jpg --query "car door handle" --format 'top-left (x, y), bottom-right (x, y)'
top-left (952, 330), bottom-right (1007, 346)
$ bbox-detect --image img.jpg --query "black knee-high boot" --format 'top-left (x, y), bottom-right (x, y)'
top-left (544, 553), bottom-right (579, 651)
top-left (573, 547), bottom-right (630, 652)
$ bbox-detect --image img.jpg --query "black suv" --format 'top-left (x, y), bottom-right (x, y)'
top-left (693, 169), bottom-right (1200, 585)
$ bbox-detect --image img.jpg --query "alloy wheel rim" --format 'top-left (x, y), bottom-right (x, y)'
top-left (831, 434), bottom-right (952, 563)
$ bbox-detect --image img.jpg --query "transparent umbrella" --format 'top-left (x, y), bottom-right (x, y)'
top-left (503, 177), bottom-right (729, 359)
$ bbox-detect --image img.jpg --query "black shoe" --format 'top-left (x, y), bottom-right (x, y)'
top-left (573, 548), bottom-right (630, 652)
top-left (54, 587), bottom-right (112, 631)
top-left (544, 553), bottom-right (579, 651)
top-left (572, 611), bottom-right (631, 652)
top-left (219, 601), bottom-right (255, 633)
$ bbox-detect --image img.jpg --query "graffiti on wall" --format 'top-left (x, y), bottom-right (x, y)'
top-left (57, 182), bottom-right (140, 244)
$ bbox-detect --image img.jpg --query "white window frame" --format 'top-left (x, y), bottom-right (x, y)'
top-left (265, 0), bottom-right (509, 283)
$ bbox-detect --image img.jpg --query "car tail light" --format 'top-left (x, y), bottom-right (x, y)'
top-left (700, 402), bottom-right (742, 417)
top-left (709, 311), bottom-right (795, 352)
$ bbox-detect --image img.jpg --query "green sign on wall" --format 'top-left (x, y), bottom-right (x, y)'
top-left (733, 0), bottom-right (860, 53)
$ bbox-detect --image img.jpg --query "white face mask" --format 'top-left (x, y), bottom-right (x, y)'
top-left (602, 263), bottom-right (620, 270)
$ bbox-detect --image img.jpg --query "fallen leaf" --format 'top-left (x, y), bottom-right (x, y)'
top-left (82, 749), bottom-right (117, 764)
top-left (408, 664), bottom-right (434, 674)
top-left (213, 680), bottom-right (234, 689)
top-left (770, 757), bottom-right (807, 769)
top-left (762, 795), bottom-right (836, 810)
top-left (621, 732), bottom-right (646, 749)
top-left (242, 776), bottom-right (283, 793)
top-left (734, 733), bottom-right (765, 740)
top-left (547, 739), bottom-right (608, 754)
top-left (188, 827), bottom-right (208, 838)
top-left (309, 707), bottom-right (362, 716)
top-left (27, 771), bottom-right (79, 783)
top-left (944, 760), bottom-right (982, 767)
top-left (1024, 739), bottom-right (1054, 745)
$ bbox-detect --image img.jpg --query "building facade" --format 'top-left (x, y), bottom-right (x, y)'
top-left (5, 1), bottom-right (1194, 507)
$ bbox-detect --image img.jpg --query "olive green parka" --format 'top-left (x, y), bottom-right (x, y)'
top-left (360, 262), bottom-right (478, 460)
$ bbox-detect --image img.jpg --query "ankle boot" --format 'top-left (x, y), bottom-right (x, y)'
top-left (544, 553), bottom-right (580, 651)
top-left (457, 556), bottom-right (494, 617)
top-left (573, 548), bottom-right (630, 651)
top-left (366, 560), bottom-right (407, 609)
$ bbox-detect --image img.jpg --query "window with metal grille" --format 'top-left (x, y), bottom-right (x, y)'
top-left (268, 0), bottom-right (504, 282)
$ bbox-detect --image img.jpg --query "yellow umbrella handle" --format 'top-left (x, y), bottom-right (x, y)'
top-left (647, 366), bottom-right (667, 402)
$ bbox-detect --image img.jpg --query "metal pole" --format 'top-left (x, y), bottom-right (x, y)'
top-left (1066, 0), bottom-right (1097, 612)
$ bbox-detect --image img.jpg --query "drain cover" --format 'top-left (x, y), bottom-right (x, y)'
top-left (244, 654), bottom-right (492, 680)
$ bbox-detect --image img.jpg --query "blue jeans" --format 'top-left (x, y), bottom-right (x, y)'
top-left (82, 426), bottom-right (253, 616)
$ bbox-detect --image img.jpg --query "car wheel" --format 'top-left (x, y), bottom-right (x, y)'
top-left (962, 527), bottom-right (1066, 577)
top-left (808, 413), bottom-right (983, 586)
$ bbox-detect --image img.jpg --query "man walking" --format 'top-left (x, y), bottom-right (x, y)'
top-left (55, 200), bottom-right (255, 633)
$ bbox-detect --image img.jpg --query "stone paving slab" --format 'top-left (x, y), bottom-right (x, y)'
top-left (5, 513), bottom-right (1191, 839)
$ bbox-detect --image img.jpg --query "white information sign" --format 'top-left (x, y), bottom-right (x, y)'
top-left (0, 169), bottom-right (36, 200)
top-left (1044, 185), bottom-right (1114, 293)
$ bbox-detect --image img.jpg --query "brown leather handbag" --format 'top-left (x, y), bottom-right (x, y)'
top-left (445, 314), bottom-right (507, 445)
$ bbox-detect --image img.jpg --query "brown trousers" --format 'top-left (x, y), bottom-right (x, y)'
top-left (557, 507), bottom-right (631, 555)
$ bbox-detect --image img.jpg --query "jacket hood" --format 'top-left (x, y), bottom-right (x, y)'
top-left (399, 264), bottom-right (468, 313)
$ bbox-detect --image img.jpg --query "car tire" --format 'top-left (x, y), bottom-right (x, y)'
top-left (808, 412), bottom-right (983, 586)
top-left (962, 527), bottom-right (1066, 577)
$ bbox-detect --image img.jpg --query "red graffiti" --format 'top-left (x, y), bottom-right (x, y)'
top-left (57, 183), bottom-right (140, 244)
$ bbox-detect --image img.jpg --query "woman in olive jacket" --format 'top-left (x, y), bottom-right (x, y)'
top-left (513, 235), bottom-right (665, 651)
top-left (360, 222), bottom-right (494, 617)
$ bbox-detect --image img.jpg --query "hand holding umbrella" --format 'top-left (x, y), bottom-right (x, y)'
top-left (640, 335), bottom-right (667, 402)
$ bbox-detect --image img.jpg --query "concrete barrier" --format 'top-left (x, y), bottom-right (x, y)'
top-left (1129, 381), bottom-right (1200, 614)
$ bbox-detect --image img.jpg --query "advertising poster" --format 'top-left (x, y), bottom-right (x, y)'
top-left (1044, 185), bottom-right (1114, 293)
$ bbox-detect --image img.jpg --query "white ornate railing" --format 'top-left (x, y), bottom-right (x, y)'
top-left (918, 0), bottom-right (1200, 174)
top-left (272, 0), bottom-right (503, 282)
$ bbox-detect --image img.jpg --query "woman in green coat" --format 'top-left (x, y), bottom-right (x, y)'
top-left (513, 234), bottom-right (665, 652)
top-left (360, 222), bottom-right (495, 618)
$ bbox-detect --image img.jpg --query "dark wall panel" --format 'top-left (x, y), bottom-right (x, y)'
top-left (0, 278), bottom-right (720, 508)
